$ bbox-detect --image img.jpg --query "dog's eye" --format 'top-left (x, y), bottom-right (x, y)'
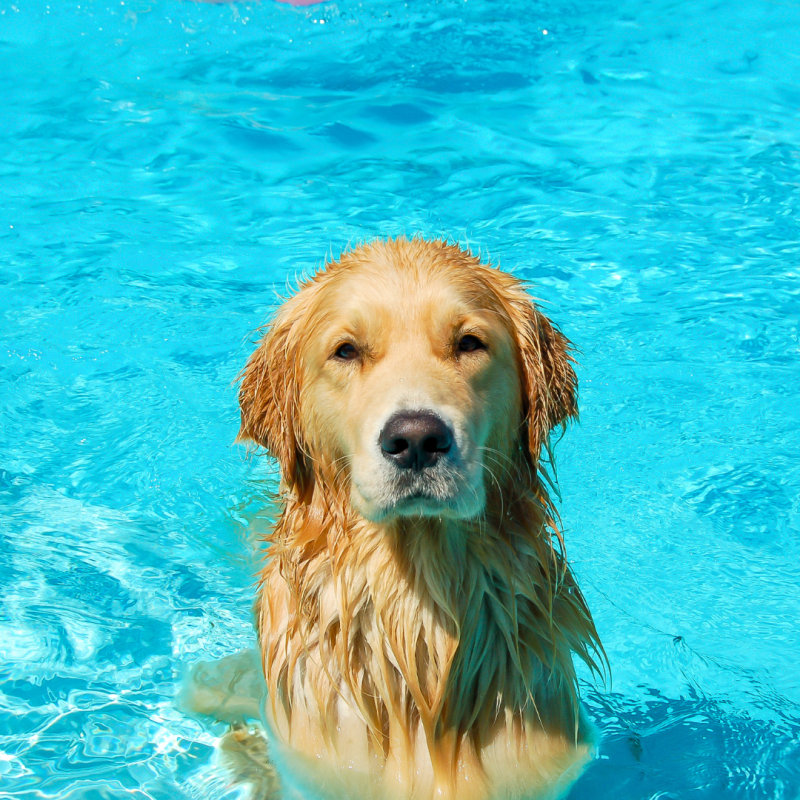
top-left (333, 342), bottom-right (359, 361)
top-left (458, 334), bottom-right (486, 353)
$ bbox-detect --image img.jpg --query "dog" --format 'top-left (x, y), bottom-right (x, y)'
top-left (228, 237), bottom-right (602, 800)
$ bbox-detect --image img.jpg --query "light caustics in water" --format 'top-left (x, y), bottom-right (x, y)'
top-left (1, 0), bottom-right (799, 798)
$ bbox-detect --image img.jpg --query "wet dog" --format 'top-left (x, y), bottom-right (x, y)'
top-left (211, 238), bottom-right (602, 800)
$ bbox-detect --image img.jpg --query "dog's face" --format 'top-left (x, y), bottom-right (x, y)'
top-left (238, 239), bottom-right (577, 523)
top-left (298, 261), bottom-right (522, 521)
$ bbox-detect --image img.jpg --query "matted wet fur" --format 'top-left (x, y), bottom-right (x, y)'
top-left (231, 238), bottom-right (603, 800)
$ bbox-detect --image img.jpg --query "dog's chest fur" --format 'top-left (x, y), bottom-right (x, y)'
top-left (256, 493), bottom-right (597, 800)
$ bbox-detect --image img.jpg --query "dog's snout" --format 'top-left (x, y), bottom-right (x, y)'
top-left (380, 412), bottom-right (453, 471)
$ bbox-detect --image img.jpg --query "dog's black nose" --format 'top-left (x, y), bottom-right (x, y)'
top-left (379, 412), bottom-right (453, 471)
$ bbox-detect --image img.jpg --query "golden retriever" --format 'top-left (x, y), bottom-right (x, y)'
top-left (228, 237), bottom-right (602, 800)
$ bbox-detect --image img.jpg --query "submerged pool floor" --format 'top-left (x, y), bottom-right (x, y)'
top-left (2, 0), bottom-right (799, 797)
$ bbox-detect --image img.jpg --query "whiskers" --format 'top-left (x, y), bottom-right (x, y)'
top-left (477, 457), bottom-right (505, 522)
top-left (478, 445), bottom-right (530, 486)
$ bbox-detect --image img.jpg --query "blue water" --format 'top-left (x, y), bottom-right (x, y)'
top-left (2, 0), bottom-right (799, 796)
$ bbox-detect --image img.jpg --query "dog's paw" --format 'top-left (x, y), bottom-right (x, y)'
top-left (221, 723), bottom-right (282, 800)
top-left (178, 648), bottom-right (265, 724)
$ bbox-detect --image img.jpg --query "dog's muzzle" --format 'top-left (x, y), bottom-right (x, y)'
top-left (352, 408), bottom-right (481, 521)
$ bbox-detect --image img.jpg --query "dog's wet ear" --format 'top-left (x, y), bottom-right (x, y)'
top-left (237, 302), bottom-right (312, 500)
top-left (506, 289), bottom-right (578, 467)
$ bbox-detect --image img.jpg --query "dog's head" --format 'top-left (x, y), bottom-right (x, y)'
top-left (238, 238), bottom-right (577, 523)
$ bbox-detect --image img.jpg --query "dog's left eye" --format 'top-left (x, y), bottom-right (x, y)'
top-left (333, 342), bottom-right (359, 361)
top-left (458, 334), bottom-right (486, 353)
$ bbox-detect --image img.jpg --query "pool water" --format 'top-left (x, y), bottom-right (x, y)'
top-left (2, 0), bottom-right (799, 797)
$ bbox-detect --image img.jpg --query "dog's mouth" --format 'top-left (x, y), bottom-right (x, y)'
top-left (352, 458), bottom-right (485, 522)
top-left (391, 485), bottom-right (454, 516)
top-left (390, 456), bottom-right (461, 497)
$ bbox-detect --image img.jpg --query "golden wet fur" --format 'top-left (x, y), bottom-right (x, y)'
top-left (227, 238), bottom-right (602, 800)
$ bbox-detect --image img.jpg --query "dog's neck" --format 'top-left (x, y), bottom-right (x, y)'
top-left (257, 476), bottom-right (601, 796)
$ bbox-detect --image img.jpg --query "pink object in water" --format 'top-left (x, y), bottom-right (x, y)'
top-left (191, 0), bottom-right (326, 5)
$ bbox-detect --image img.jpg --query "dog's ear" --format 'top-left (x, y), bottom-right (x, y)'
top-left (505, 289), bottom-right (578, 466)
top-left (237, 302), bottom-right (312, 499)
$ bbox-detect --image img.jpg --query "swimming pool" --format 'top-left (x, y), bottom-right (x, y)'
top-left (2, 0), bottom-right (799, 796)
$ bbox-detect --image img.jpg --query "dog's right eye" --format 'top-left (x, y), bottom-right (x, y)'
top-left (457, 334), bottom-right (486, 353)
top-left (333, 342), bottom-right (359, 361)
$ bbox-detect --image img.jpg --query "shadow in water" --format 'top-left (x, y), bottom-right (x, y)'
top-left (573, 686), bottom-right (800, 799)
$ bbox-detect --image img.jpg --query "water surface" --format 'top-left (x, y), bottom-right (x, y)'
top-left (2, 0), bottom-right (799, 797)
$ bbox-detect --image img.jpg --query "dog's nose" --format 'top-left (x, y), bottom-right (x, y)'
top-left (379, 412), bottom-right (453, 471)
